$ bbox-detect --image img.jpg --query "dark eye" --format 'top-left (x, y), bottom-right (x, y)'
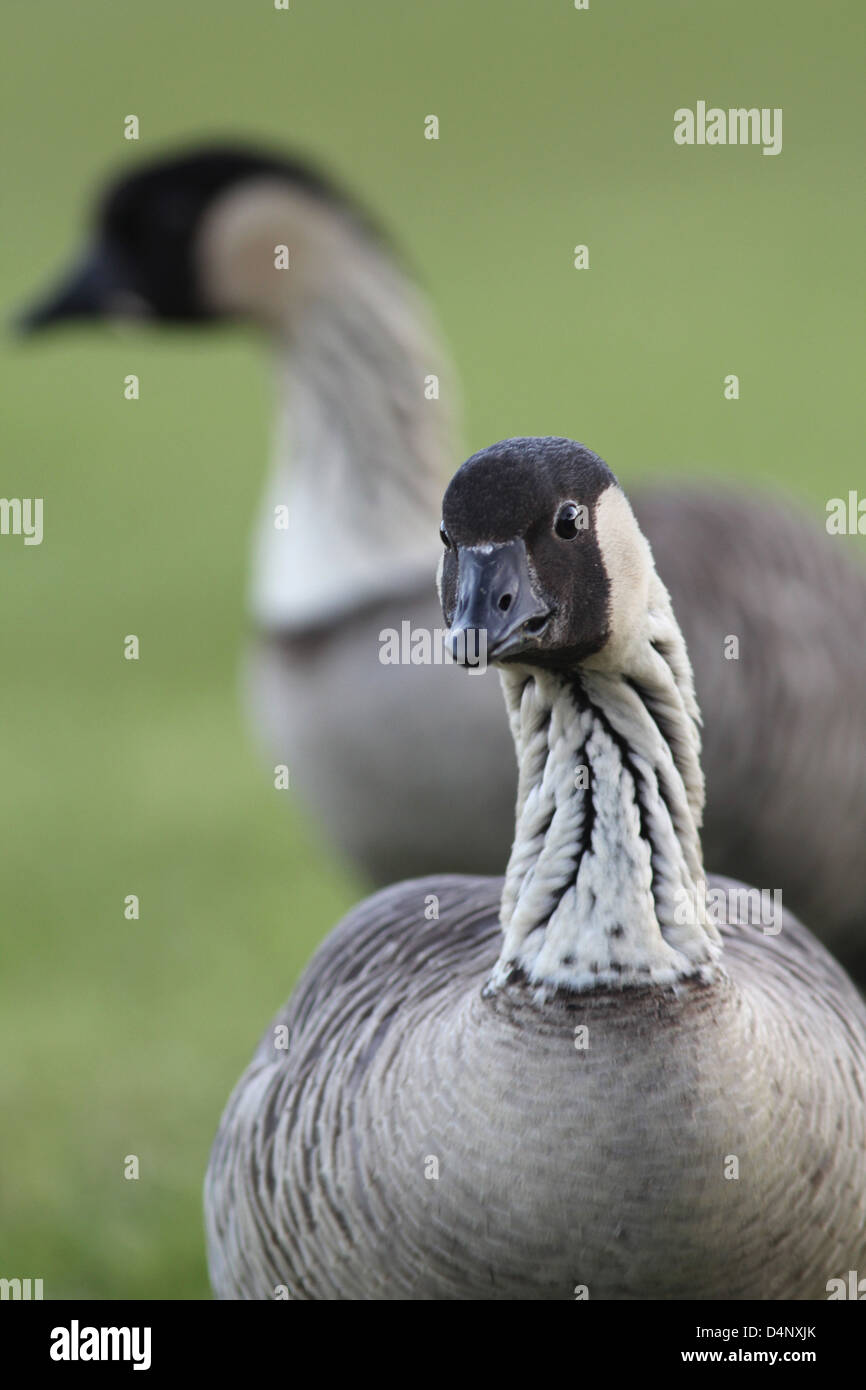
top-left (439, 523), bottom-right (452, 550)
top-left (554, 502), bottom-right (582, 540)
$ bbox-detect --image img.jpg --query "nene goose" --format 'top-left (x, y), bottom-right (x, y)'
top-left (19, 146), bottom-right (866, 975)
top-left (205, 437), bottom-right (866, 1300)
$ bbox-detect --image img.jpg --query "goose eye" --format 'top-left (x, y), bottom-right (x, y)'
top-left (554, 502), bottom-right (582, 540)
top-left (439, 523), bottom-right (453, 550)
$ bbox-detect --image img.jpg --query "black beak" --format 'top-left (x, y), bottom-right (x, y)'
top-left (16, 244), bottom-right (124, 332)
top-left (449, 539), bottom-right (552, 666)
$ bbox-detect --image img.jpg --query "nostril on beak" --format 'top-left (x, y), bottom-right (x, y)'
top-left (498, 593), bottom-right (513, 612)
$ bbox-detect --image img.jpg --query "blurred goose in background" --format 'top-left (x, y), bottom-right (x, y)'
top-left (19, 145), bottom-right (866, 975)
top-left (204, 438), bottom-right (866, 1300)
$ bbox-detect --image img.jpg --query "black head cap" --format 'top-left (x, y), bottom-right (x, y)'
top-left (18, 143), bottom-right (367, 329)
top-left (439, 437), bottom-right (634, 668)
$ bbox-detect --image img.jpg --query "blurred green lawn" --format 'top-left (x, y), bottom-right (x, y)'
top-left (1, 0), bottom-right (863, 1297)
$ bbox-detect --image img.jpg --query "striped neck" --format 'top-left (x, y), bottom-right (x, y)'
top-left (494, 577), bottom-right (722, 994)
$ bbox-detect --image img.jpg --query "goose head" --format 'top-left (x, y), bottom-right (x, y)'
top-left (17, 144), bottom-right (366, 332)
top-left (440, 436), bottom-right (653, 674)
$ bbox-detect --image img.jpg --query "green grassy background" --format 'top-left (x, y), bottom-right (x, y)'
top-left (1, 1), bottom-right (863, 1298)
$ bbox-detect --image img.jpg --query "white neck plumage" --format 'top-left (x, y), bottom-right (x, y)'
top-left (495, 574), bottom-right (722, 994)
top-left (248, 217), bottom-right (456, 629)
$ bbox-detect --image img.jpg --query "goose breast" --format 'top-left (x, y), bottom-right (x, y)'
top-left (205, 874), bottom-right (866, 1301)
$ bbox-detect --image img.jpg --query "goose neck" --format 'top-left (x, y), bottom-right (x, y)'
top-left (495, 626), bottom-right (722, 995)
top-left (251, 240), bottom-right (456, 629)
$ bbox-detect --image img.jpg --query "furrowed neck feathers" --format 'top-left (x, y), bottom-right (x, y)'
top-left (495, 572), bottom-right (722, 994)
